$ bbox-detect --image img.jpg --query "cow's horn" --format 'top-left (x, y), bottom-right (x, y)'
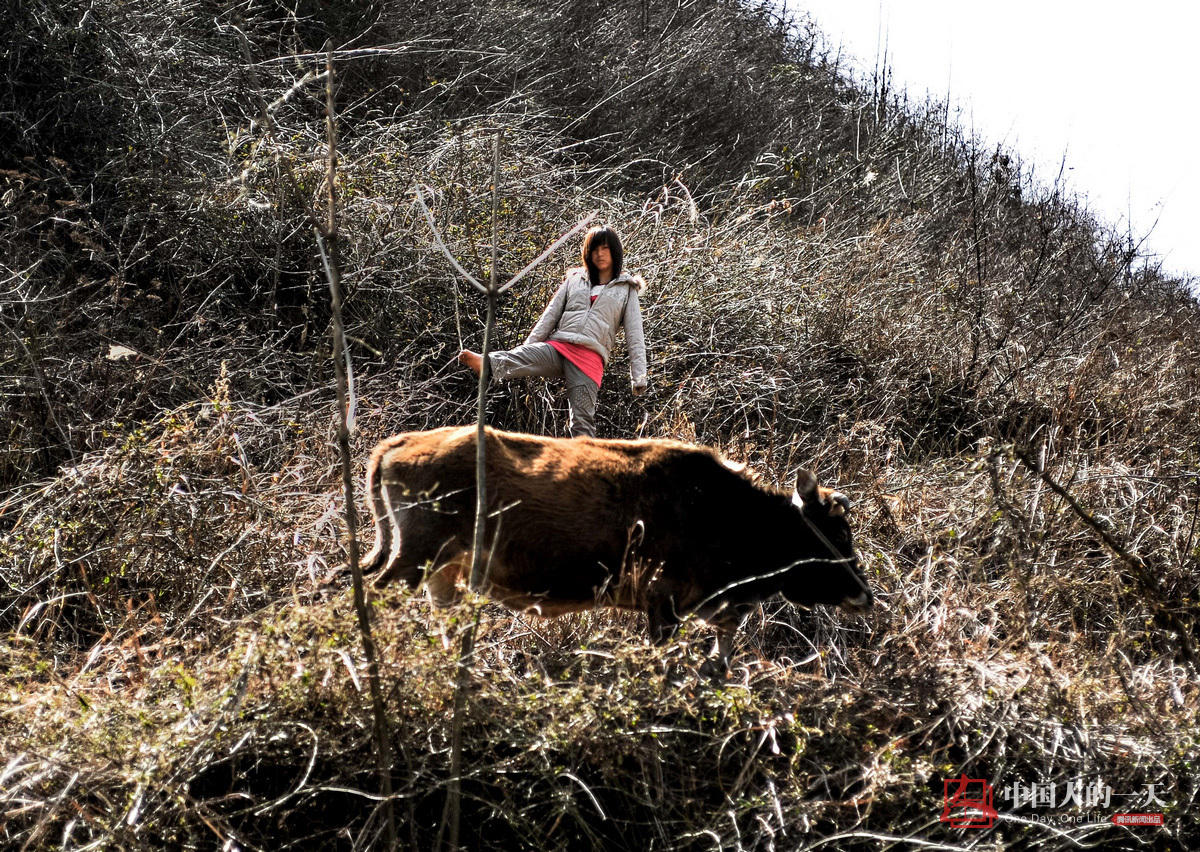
top-left (829, 491), bottom-right (852, 517)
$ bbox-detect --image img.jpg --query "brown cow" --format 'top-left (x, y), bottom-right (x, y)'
top-left (361, 426), bottom-right (871, 666)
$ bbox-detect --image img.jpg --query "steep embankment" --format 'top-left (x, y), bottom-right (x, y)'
top-left (3, 1), bottom-right (1198, 848)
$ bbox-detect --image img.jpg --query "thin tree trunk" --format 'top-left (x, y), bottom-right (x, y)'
top-left (318, 44), bottom-right (396, 849)
top-left (443, 129), bottom-right (503, 852)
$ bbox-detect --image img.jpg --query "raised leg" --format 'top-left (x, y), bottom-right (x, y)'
top-left (489, 343), bottom-right (564, 381)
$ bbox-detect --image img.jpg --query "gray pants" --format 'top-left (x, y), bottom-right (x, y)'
top-left (488, 343), bottom-right (599, 438)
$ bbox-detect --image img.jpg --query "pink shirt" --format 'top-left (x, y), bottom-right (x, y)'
top-left (548, 292), bottom-right (604, 386)
top-left (549, 341), bottom-right (604, 386)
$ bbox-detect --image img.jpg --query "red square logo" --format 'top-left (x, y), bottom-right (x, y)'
top-left (940, 774), bottom-right (998, 828)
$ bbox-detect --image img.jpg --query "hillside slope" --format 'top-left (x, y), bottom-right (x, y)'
top-left (3, 0), bottom-right (1198, 848)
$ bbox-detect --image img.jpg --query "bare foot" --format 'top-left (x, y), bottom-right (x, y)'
top-left (458, 349), bottom-right (483, 375)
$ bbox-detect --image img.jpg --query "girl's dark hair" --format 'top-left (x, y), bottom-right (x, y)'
top-left (581, 226), bottom-right (624, 285)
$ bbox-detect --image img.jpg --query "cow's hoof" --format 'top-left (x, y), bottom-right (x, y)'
top-left (312, 566), bottom-right (347, 600)
top-left (317, 564), bottom-right (346, 586)
top-left (662, 662), bottom-right (689, 687)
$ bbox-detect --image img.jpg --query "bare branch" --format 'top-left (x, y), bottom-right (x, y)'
top-left (498, 210), bottom-right (599, 294)
top-left (316, 44), bottom-right (397, 849)
top-left (413, 184), bottom-right (487, 294)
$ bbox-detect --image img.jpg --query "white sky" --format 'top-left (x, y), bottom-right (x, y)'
top-left (789, 1), bottom-right (1200, 282)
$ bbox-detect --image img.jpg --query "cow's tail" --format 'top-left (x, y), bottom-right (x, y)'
top-left (359, 441), bottom-right (392, 577)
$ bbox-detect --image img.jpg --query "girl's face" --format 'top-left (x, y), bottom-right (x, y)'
top-left (590, 242), bottom-right (613, 273)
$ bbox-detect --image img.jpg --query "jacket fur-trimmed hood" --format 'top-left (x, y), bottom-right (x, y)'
top-left (568, 266), bottom-right (647, 293)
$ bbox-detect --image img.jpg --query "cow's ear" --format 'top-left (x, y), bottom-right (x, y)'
top-left (795, 469), bottom-right (820, 508)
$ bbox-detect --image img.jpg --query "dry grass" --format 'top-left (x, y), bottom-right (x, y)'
top-left (4, 0), bottom-right (1200, 849)
top-left (3, 382), bottom-right (1196, 849)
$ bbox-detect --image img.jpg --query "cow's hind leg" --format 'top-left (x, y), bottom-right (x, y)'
top-left (424, 557), bottom-right (469, 607)
top-left (372, 484), bottom-right (468, 590)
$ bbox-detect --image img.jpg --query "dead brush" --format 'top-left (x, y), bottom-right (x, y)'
top-left (0, 395), bottom-right (347, 656)
top-left (8, 551), bottom-right (1193, 849)
top-left (4, 0), bottom-right (1200, 848)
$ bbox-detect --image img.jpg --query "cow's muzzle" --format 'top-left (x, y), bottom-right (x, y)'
top-left (841, 589), bottom-right (873, 612)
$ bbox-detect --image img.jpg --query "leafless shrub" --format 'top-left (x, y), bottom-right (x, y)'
top-left (3, 0), bottom-right (1200, 849)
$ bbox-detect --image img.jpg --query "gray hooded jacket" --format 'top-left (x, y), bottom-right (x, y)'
top-left (525, 267), bottom-right (648, 388)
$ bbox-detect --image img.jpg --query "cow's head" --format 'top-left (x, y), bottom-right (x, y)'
top-left (781, 470), bottom-right (873, 611)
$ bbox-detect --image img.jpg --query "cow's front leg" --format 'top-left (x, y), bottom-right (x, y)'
top-left (645, 594), bottom-right (681, 645)
top-left (701, 608), bottom-right (747, 679)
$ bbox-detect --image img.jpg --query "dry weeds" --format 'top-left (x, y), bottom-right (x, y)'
top-left (3, 0), bottom-right (1199, 849)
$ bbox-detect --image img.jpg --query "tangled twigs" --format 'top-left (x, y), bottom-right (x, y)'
top-left (1011, 444), bottom-right (1197, 669)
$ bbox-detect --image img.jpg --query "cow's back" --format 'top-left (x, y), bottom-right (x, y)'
top-left (371, 425), bottom-right (476, 491)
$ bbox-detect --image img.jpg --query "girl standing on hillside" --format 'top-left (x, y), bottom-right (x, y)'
top-left (458, 225), bottom-right (648, 438)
